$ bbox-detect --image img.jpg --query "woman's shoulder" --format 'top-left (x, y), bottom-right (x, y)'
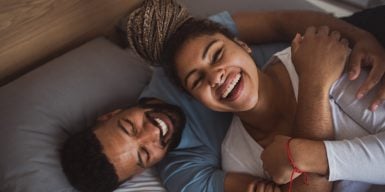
top-left (262, 47), bottom-right (291, 70)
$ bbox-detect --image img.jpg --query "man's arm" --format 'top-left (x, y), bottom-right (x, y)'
top-left (232, 10), bottom-right (363, 44)
top-left (263, 133), bottom-right (385, 185)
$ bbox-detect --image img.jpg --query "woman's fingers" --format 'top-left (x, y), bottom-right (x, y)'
top-left (247, 180), bottom-right (281, 192)
top-left (340, 38), bottom-right (349, 47)
top-left (316, 25), bottom-right (330, 37)
top-left (331, 30), bottom-right (341, 41)
top-left (291, 33), bottom-right (302, 54)
top-left (304, 26), bottom-right (316, 38)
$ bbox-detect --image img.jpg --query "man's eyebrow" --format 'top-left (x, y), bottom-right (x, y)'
top-left (118, 119), bottom-right (132, 135)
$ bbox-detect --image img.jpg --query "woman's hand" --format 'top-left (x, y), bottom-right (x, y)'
top-left (261, 135), bottom-right (329, 185)
top-left (247, 180), bottom-right (281, 192)
top-left (291, 26), bottom-right (350, 89)
top-left (260, 135), bottom-right (300, 185)
top-left (292, 25), bottom-right (385, 111)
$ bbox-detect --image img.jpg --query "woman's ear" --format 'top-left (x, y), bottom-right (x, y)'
top-left (234, 38), bottom-right (252, 53)
top-left (97, 109), bottom-right (123, 122)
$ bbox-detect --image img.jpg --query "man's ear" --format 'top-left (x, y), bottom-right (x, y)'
top-left (234, 38), bottom-right (252, 53)
top-left (97, 109), bottom-right (123, 122)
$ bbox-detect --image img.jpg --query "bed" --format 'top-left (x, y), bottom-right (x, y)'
top-left (0, 0), bottom-right (324, 191)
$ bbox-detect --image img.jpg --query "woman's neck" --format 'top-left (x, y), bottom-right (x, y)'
top-left (236, 62), bottom-right (297, 136)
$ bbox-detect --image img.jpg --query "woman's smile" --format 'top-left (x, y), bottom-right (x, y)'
top-left (176, 33), bottom-right (260, 112)
top-left (218, 72), bottom-right (243, 102)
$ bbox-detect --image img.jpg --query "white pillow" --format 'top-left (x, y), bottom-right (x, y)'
top-left (0, 38), bottom-right (152, 191)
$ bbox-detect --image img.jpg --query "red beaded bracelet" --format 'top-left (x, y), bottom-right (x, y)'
top-left (286, 138), bottom-right (308, 192)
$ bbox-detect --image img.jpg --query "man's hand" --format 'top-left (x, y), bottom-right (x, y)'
top-left (348, 33), bottom-right (385, 111)
top-left (291, 26), bottom-right (350, 89)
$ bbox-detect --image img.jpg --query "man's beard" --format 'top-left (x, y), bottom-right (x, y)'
top-left (139, 97), bottom-right (186, 149)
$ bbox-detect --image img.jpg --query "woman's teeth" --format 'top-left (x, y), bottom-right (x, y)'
top-left (155, 118), bottom-right (168, 136)
top-left (222, 73), bottom-right (241, 98)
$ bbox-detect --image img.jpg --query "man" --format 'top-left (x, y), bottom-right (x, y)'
top-left (60, 98), bottom-right (185, 192)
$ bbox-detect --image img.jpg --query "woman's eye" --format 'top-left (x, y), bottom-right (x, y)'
top-left (212, 48), bottom-right (223, 64)
top-left (192, 75), bottom-right (203, 89)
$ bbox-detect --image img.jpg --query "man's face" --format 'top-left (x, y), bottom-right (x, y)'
top-left (93, 98), bottom-right (185, 182)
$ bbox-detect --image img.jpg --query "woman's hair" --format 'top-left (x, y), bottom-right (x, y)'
top-left (126, 0), bottom-right (235, 89)
top-left (126, 0), bottom-right (191, 64)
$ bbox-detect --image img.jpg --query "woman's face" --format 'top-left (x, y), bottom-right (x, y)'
top-left (175, 33), bottom-right (260, 112)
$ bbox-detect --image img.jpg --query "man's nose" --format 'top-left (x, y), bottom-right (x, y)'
top-left (208, 68), bottom-right (224, 88)
top-left (137, 121), bottom-right (161, 144)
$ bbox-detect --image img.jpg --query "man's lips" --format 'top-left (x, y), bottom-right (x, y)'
top-left (147, 112), bottom-right (174, 147)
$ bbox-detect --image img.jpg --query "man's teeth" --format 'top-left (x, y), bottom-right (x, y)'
top-left (222, 73), bottom-right (241, 98)
top-left (155, 118), bottom-right (168, 136)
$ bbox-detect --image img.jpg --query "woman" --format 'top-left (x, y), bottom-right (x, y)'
top-left (161, 17), bottom-right (385, 192)
top-left (126, 0), bottom-right (384, 191)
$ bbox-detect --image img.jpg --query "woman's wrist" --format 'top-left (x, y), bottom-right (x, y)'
top-left (290, 138), bottom-right (329, 176)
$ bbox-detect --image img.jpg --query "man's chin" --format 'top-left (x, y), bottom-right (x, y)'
top-left (167, 128), bottom-right (183, 150)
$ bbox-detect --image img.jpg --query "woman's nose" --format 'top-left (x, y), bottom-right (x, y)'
top-left (208, 69), bottom-right (224, 88)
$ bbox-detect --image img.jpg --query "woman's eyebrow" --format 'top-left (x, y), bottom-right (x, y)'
top-left (202, 39), bottom-right (219, 59)
top-left (183, 39), bottom-right (219, 87)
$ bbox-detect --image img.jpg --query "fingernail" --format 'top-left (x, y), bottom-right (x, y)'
top-left (357, 93), bottom-right (364, 99)
top-left (349, 71), bottom-right (356, 79)
top-left (371, 104), bottom-right (378, 112)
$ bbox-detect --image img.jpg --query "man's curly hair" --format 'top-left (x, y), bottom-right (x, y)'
top-left (60, 129), bottom-right (119, 192)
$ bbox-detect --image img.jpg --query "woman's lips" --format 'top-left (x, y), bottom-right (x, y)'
top-left (223, 74), bottom-right (243, 102)
top-left (217, 72), bottom-right (243, 102)
top-left (221, 73), bottom-right (241, 98)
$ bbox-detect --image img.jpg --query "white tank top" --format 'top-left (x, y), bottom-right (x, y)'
top-left (221, 47), bottom-right (384, 192)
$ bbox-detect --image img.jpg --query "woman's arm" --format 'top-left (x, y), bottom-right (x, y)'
top-left (232, 10), bottom-right (385, 110)
top-left (290, 26), bottom-right (349, 139)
